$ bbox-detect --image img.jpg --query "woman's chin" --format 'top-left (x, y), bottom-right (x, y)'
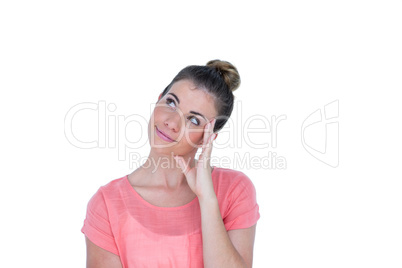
top-left (149, 143), bottom-right (198, 157)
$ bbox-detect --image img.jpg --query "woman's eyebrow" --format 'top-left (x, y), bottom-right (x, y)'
top-left (189, 111), bottom-right (207, 121)
top-left (167, 93), bottom-right (207, 121)
top-left (168, 93), bottom-right (180, 104)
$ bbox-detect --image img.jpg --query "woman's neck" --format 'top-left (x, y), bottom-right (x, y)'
top-left (137, 150), bottom-right (196, 190)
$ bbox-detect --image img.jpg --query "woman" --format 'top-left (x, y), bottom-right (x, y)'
top-left (82, 60), bottom-right (260, 267)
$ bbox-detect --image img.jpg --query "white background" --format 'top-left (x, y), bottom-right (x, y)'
top-left (1, 0), bottom-right (401, 267)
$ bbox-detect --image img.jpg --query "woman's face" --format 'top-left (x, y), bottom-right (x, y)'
top-left (148, 79), bottom-right (218, 156)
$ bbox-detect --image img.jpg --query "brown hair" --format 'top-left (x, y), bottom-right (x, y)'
top-left (160, 59), bottom-right (241, 132)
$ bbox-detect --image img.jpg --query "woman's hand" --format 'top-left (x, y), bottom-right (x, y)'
top-left (174, 119), bottom-right (217, 200)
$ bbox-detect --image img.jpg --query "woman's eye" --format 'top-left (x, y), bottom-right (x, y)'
top-left (166, 98), bottom-right (176, 108)
top-left (188, 116), bottom-right (200, 126)
top-left (165, 98), bottom-right (199, 126)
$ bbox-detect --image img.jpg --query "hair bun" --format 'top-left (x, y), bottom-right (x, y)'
top-left (206, 59), bottom-right (241, 92)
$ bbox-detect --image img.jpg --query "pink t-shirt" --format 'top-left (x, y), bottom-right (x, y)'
top-left (81, 167), bottom-right (260, 267)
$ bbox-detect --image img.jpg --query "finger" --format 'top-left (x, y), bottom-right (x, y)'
top-left (202, 120), bottom-right (212, 146)
top-left (202, 119), bottom-right (216, 147)
top-left (206, 133), bottom-right (217, 153)
top-left (200, 133), bottom-right (217, 164)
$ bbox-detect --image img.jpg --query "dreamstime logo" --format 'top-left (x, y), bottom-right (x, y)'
top-left (301, 100), bottom-right (339, 167)
top-left (64, 100), bottom-right (287, 169)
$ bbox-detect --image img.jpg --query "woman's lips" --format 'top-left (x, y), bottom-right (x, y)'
top-left (155, 127), bottom-right (176, 142)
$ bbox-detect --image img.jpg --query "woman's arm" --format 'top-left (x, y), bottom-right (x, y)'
top-left (228, 225), bottom-right (257, 267)
top-left (175, 120), bottom-right (257, 267)
top-left (199, 196), bottom-right (256, 268)
top-left (85, 236), bottom-right (123, 268)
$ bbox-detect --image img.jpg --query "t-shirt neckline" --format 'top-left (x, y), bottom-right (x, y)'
top-left (124, 166), bottom-right (217, 210)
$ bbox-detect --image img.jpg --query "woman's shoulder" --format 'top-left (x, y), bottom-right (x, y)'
top-left (92, 175), bottom-right (128, 196)
top-left (212, 167), bottom-right (258, 221)
top-left (85, 175), bottom-right (129, 212)
top-left (212, 166), bottom-right (250, 180)
top-left (212, 166), bottom-right (255, 191)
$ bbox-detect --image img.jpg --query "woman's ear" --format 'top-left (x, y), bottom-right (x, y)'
top-left (158, 93), bottom-right (162, 101)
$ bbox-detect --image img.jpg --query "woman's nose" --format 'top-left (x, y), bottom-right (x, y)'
top-left (164, 111), bottom-right (182, 132)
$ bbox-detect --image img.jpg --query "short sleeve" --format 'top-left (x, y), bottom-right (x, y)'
top-left (223, 174), bottom-right (260, 231)
top-left (81, 187), bottom-right (119, 255)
